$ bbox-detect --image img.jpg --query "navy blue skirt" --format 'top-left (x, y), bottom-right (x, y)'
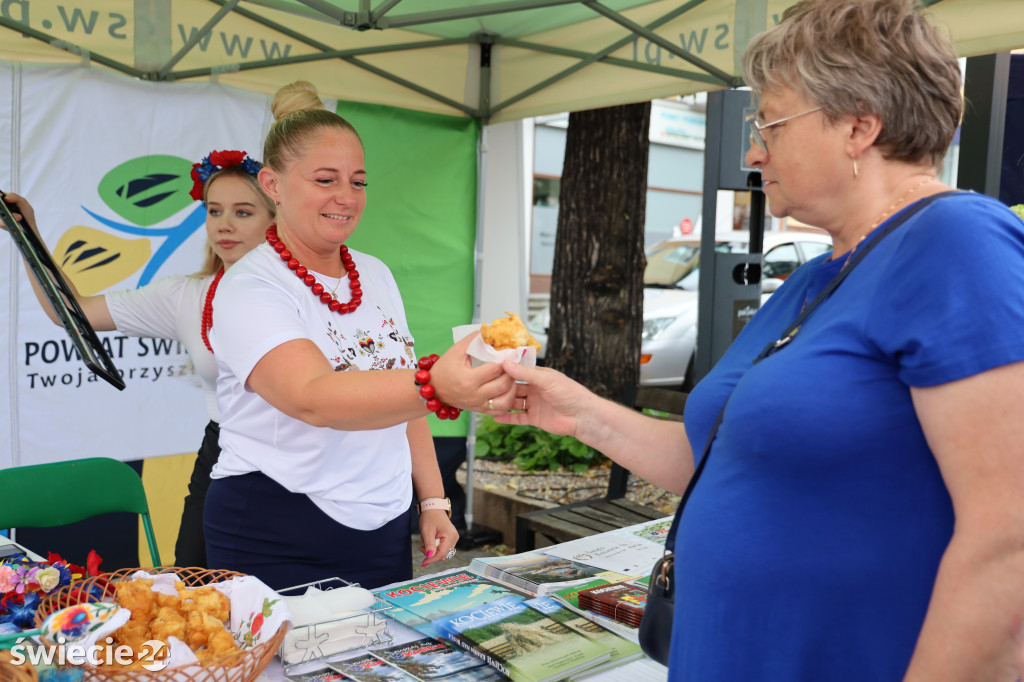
top-left (204, 471), bottom-right (412, 591)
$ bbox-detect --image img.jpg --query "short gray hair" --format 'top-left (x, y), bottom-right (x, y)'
top-left (742, 0), bottom-right (962, 167)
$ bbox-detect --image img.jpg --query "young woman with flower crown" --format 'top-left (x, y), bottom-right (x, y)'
top-left (205, 81), bottom-right (517, 590)
top-left (2, 150), bottom-right (275, 569)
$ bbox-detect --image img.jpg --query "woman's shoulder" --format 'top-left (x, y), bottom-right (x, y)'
top-left (220, 244), bottom-right (276, 283)
top-left (916, 190), bottom-right (1018, 223)
top-left (904, 190), bottom-right (1024, 245)
top-left (110, 273), bottom-right (202, 302)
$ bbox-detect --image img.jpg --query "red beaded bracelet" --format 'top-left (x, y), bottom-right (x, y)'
top-left (415, 354), bottom-right (461, 420)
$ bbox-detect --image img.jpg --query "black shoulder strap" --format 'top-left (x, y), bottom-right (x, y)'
top-left (662, 189), bottom-right (961, 553)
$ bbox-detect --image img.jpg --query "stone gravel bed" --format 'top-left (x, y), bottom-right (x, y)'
top-left (459, 458), bottom-right (681, 515)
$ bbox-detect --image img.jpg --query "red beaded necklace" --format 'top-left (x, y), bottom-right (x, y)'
top-left (201, 267), bottom-right (225, 353)
top-left (265, 225), bottom-right (363, 314)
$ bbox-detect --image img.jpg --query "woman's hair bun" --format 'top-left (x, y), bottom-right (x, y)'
top-left (271, 80), bottom-right (325, 121)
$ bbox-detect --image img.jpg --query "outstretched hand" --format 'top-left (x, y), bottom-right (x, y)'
top-left (492, 360), bottom-right (592, 439)
top-left (430, 332), bottom-right (517, 414)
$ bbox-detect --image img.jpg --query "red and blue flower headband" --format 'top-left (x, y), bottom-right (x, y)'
top-left (189, 149), bottom-right (262, 202)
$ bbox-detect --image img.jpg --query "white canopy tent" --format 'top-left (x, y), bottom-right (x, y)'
top-left (2, 0), bottom-right (1021, 327)
top-left (0, 0), bottom-right (1021, 123)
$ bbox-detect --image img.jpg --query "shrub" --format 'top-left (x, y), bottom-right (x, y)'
top-left (473, 416), bottom-right (606, 473)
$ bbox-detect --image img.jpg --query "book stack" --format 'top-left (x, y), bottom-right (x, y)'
top-left (468, 552), bottom-right (616, 597)
top-left (576, 582), bottom-right (647, 628)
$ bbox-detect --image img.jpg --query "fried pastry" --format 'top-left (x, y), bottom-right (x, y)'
top-left (150, 605), bottom-right (187, 642)
top-left (112, 619), bottom-right (151, 651)
top-left (178, 584), bottom-right (231, 622)
top-left (108, 577), bottom-right (242, 667)
top-left (187, 610), bottom-right (226, 649)
top-left (194, 629), bottom-right (243, 666)
top-left (115, 578), bottom-right (156, 622)
top-left (480, 312), bottom-right (541, 351)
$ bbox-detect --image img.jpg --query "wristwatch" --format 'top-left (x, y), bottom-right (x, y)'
top-left (416, 496), bottom-right (452, 517)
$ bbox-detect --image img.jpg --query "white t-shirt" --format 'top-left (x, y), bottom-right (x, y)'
top-left (210, 243), bottom-right (419, 531)
top-left (106, 274), bottom-right (220, 420)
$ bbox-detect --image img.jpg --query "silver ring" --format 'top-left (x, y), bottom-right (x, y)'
top-left (487, 399), bottom-right (494, 411)
top-left (444, 548), bottom-right (457, 560)
top-left (521, 397), bottom-right (527, 412)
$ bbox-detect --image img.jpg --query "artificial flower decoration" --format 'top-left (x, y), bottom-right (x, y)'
top-left (189, 149), bottom-right (262, 201)
top-left (0, 551), bottom-right (104, 629)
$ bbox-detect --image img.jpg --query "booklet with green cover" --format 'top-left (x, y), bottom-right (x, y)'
top-left (432, 596), bottom-right (611, 682)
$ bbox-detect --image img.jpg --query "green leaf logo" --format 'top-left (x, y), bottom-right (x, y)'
top-left (97, 155), bottom-right (195, 226)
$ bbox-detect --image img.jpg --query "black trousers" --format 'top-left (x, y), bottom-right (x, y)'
top-left (204, 470), bottom-right (413, 591)
top-left (173, 420), bottom-right (220, 568)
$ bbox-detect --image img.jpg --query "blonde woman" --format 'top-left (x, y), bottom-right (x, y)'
top-left (3, 149), bottom-right (275, 567)
top-left (205, 82), bottom-right (515, 590)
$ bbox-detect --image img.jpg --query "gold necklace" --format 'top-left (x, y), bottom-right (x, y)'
top-left (800, 175), bottom-right (937, 313)
top-left (319, 274), bottom-right (343, 300)
top-left (841, 176), bottom-right (936, 267)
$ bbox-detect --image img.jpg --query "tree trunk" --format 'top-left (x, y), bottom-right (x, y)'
top-left (546, 102), bottom-right (651, 404)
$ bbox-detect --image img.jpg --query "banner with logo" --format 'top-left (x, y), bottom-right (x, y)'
top-left (1, 63), bottom-right (272, 469)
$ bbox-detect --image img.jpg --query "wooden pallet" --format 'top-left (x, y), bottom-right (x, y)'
top-left (515, 496), bottom-right (666, 551)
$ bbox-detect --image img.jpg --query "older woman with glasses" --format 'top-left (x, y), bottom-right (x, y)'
top-left (495, 0), bottom-right (1024, 679)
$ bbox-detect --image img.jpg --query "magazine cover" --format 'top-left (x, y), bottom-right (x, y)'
top-left (372, 616), bottom-right (510, 680)
top-left (326, 653), bottom-right (410, 682)
top-left (469, 552), bottom-right (630, 596)
top-left (432, 596), bottom-right (611, 682)
top-left (285, 666), bottom-right (353, 682)
top-left (369, 636), bottom-right (488, 680)
top-left (524, 596), bottom-right (644, 673)
top-left (375, 570), bottom-right (526, 634)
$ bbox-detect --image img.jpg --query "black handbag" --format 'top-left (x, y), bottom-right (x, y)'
top-left (637, 191), bottom-right (959, 666)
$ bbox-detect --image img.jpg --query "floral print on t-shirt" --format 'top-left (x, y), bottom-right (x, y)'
top-left (325, 307), bottom-right (416, 372)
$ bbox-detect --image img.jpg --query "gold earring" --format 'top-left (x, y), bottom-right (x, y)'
top-left (852, 158), bottom-right (859, 179)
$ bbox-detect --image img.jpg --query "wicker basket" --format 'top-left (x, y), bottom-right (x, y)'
top-left (34, 567), bottom-right (287, 682)
top-left (0, 650), bottom-right (39, 682)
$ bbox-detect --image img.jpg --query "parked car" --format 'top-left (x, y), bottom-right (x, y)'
top-left (528, 230), bottom-right (833, 390)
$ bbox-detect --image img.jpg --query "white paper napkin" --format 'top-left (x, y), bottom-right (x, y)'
top-left (453, 324), bottom-right (537, 367)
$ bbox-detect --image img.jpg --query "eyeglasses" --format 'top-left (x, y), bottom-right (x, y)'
top-left (746, 106), bottom-right (823, 154)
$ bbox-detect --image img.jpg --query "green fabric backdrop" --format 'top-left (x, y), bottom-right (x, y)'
top-left (336, 101), bottom-right (479, 436)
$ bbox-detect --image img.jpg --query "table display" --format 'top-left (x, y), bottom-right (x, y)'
top-left (2, 520), bottom-right (670, 682)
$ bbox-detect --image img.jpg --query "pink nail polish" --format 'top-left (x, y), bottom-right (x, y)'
top-left (427, 550), bottom-right (435, 558)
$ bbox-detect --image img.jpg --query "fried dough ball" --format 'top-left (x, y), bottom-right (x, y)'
top-left (115, 579), bottom-right (157, 623)
top-left (109, 578), bottom-right (242, 668)
top-left (480, 312), bottom-right (541, 351)
top-left (178, 585), bottom-right (231, 622)
top-left (187, 610), bottom-right (226, 650)
top-left (112, 619), bottom-right (151, 651)
top-left (150, 605), bottom-right (188, 642)
top-left (154, 592), bottom-right (181, 610)
top-left (195, 629), bottom-right (243, 666)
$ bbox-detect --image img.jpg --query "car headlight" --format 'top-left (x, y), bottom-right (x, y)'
top-left (642, 317), bottom-right (675, 340)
